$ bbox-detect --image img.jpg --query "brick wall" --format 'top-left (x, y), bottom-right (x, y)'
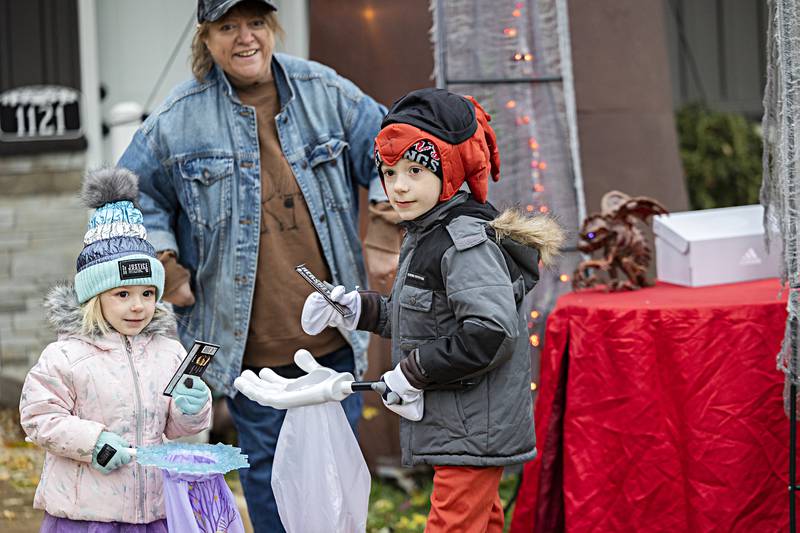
top-left (0, 152), bottom-right (86, 398)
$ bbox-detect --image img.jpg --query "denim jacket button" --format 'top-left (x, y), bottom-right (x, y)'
top-left (301, 160), bottom-right (308, 170)
top-left (319, 213), bottom-right (326, 222)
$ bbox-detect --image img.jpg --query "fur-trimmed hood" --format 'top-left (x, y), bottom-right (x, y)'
top-left (44, 280), bottom-right (177, 340)
top-left (489, 209), bottom-right (565, 267)
top-left (404, 193), bottom-right (566, 301)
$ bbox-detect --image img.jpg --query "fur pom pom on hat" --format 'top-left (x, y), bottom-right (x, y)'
top-left (74, 167), bottom-right (164, 303)
top-left (374, 88), bottom-right (500, 203)
top-left (79, 166), bottom-right (139, 208)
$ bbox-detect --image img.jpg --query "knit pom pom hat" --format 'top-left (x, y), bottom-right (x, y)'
top-left (74, 167), bottom-right (165, 303)
top-left (374, 88), bottom-right (501, 203)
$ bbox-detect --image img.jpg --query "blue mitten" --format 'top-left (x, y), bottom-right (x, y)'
top-left (173, 375), bottom-right (210, 415)
top-left (91, 431), bottom-right (132, 474)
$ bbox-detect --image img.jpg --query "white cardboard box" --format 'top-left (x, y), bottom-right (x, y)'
top-left (653, 204), bottom-right (780, 287)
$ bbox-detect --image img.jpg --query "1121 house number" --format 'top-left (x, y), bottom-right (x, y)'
top-left (0, 85), bottom-right (82, 141)
top-left (15, 102), bottom-right (67, 136)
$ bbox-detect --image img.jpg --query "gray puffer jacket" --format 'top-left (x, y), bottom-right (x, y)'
top-left (358, 192), bottom-right (564, 467)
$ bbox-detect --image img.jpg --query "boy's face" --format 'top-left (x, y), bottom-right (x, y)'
top-left (99, 285), bottom-right (157, 336)
top-left (381, 158), bottom-right (442, 221)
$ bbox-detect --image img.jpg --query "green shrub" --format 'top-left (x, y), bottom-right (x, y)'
top-left (367, 472), bottom-right (520, 532)
top-left (675, 103), bottom-right (763, 210)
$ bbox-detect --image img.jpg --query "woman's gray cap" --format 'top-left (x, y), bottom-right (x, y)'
top-left (197, 0), bottom-right (277, 23)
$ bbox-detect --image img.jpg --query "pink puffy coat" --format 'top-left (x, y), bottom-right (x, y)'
top-left (19, 282), bottom-right (212, 524)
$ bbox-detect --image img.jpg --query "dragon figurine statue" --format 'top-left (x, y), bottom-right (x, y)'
top-left (573, 190), bottom-right (669, 291)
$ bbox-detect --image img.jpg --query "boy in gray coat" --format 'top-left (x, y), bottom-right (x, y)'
top-left (301, 88), bottom-right (564, 532)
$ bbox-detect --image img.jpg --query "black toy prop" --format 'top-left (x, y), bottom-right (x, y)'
top-left (295, 264), bottom-right (354, 318)
top-left (163, 340), bottom-right (220, 396)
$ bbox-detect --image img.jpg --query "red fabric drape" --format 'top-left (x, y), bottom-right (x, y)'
top-left (511, 279), bottom-right (793, 532)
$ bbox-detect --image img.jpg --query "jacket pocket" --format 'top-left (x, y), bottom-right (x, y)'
top-left (177, 156), bottom-right (234, 228)
top-left (308, 138), bottom-right (352, 211)
top-left (410, 389), bottom-right (468, 454)
top-left (453, 376), bottom-right (487, 440)
top-left (398, 286), bottom-right (436, 339)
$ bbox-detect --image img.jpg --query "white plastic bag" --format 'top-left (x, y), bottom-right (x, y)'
top-left (272, 402), bottom-right (370, 532)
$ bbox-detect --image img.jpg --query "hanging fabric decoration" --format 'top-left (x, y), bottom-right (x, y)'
top-left (761, 0), bottom-right (800, 413)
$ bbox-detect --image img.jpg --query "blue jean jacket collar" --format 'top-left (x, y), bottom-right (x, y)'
top-left (211, 55), bottom-right (295, 108)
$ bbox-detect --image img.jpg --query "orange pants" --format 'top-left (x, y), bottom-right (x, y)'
top-left (426, 465), bottom-right (504, 533)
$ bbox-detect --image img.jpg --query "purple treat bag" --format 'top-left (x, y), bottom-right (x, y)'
top-left (161, 452), bottom-right (245, 533)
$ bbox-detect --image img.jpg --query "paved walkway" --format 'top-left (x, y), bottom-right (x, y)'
top-left (0, 408), bottom-right (43, 532)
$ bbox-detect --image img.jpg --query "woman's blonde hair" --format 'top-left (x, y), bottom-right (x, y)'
top-left (191, 6), bottom-right (284, 82)
top-left (80, 293), bottom-right (165, 337)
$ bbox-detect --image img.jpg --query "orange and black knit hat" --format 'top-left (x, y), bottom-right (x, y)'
top-left (374, 88), bottom-right (500, 203)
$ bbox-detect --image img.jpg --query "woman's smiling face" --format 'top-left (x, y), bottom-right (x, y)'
top-left (204, 6), bottom-right (275, 87)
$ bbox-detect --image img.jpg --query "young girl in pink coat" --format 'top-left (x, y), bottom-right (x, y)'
top-left (19, 167), bottom-right (212, 532)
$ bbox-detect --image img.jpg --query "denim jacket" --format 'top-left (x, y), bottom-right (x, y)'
top-left (118, 53), bottom-right (387, 396)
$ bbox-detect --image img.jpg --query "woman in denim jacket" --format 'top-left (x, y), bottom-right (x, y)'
top-left (117, 1), bottom-right (397, 531)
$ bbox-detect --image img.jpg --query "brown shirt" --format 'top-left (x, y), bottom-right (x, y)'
top-left (238, 80), bottom-right (346, 368)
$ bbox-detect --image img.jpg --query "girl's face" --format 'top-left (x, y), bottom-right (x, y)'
top-left (99, 285), bottom-right (157, 336)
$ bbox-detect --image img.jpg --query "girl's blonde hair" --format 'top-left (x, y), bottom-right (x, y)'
top-left (81, 295), bottom-right (110, 337)
top-left (191, 7), bottom-right (284, 82)
top-left (81, 293), bottom-right (165, 337)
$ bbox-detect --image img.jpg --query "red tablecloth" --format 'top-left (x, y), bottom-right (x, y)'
top-left (510, 279), bottom-right (793, 532)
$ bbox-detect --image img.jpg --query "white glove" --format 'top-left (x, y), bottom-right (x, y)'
top-left (301, 285), bottom-right (361, 335)
top-left (381, 365), bottom-right (424, 421)
top-left (233, 349), bottom-right (355, 409)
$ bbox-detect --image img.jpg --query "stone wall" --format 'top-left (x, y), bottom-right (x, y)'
top-left (0, 152), bottom-right (86, 401)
